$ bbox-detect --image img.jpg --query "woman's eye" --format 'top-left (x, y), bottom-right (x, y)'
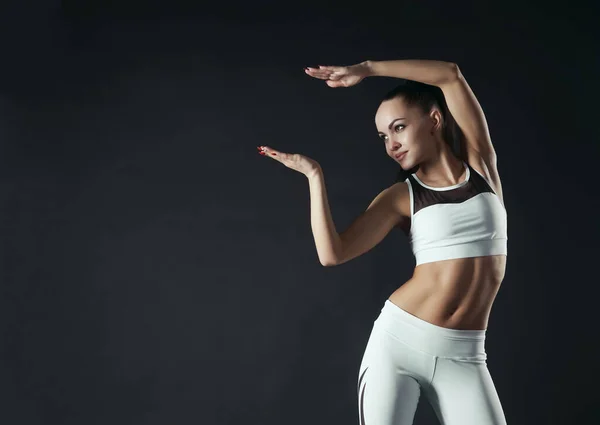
top-left (394, 124), bottom-right (405, 132)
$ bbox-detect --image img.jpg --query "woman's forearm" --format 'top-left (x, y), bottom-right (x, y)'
top-left (306, 168), bottom-right (342, 266)
top-left (364, 59), bottom-right (459, 87)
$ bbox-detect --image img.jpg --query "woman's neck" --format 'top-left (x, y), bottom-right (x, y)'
top-left (415, 150), bottom-right (465, 186)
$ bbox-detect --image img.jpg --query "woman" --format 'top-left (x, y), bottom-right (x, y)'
top-left (258, 59), bottom-right (508, 425)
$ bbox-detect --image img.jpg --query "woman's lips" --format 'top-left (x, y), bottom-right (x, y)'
top-left (395, 151), bottom-right (407, 161)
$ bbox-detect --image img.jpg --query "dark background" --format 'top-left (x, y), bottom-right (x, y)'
top-left (0, 1), bottom-right (598, 424)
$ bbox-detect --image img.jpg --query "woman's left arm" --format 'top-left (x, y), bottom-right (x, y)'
top-left (365, 59), bottom-right (496, 167)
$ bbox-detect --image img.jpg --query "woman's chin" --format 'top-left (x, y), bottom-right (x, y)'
top-left (401, 162), bottom-right (419, 174)
top-left (399, 159), bottom-right (413, 170)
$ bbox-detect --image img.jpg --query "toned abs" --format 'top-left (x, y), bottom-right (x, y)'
top-left (388, 254), bottom-right (506, 330)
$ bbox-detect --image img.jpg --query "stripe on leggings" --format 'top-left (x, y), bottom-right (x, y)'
top-left (358, 367), bottom-right (368, 394)
top-left (358, 367), bottom-right (368, 425)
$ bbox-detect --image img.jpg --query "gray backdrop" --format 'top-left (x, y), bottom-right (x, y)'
top-left (1, 1), bottom-right (598, 424)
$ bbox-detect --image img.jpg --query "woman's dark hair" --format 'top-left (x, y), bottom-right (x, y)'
top-left (382, 79), bottom-right (464, 182)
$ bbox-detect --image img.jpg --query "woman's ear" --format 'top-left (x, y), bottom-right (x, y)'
top-left (430, 108), bottom-right (444, 134)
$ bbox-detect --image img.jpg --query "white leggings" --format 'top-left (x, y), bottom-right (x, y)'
top-left (357, 300), bottom-right (507, 425)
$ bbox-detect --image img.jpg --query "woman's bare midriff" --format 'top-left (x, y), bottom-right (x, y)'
top-left (388, 255), bottom-right (507, 330)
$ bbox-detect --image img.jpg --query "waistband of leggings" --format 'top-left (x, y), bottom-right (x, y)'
top-left (374, 300), bottom-right (487, 359)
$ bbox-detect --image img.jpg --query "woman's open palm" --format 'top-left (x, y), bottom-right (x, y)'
top-left (257, 146), bottom-right (320, 177)
top-left (304, 63), bottom-right (369, 88)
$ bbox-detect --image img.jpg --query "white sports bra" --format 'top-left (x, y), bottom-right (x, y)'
top-left (404, 161), bottom-right (508, 266)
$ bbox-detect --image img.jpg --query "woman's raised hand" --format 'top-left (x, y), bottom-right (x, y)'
top-left (304, 61), bottom-right (371, 88)
top-left (257, 146), bottom-right (321, 177)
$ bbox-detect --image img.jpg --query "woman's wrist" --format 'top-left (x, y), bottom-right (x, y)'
top-left (306, 164), bottom-right (323, 180)
top-left (360, 60), bottom-right (376, 78)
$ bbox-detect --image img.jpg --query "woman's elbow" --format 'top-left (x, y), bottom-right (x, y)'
top-left (322, 253), bottom-right (355, 267)
top-left (320, 257), bottom-right (338, 267)
top-left (447, 62), bottom-right (462, 81)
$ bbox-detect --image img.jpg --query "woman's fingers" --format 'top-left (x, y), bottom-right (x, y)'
top-left (305, 68), bottom-right (332, 80)
top-left (312, 66), bottom-right (338, 74)
top-left (306, 65), bottom-right (336, 71)
top-left (258, 145), bottom-right (320, 176)
top-left (305, 65), bottom-right (349, 84)
top-left (258, 145), bottom-right (297, 168)
top-left (257, 145), bottom-right (281, 159)
top-left (327, 71), bottom-right (344, 81)
top-left (317, 65), bottom-right (340, 71)
top-left (305, 66), bottom-right (336, 75)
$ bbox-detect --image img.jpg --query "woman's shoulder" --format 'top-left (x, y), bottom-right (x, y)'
top-left (388, 179), bottom-right (410, 194)
top-left (385, 180), bottom-right (411, 218)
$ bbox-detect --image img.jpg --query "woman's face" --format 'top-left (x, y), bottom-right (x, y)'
top-left (375, 97), bottom-right (440, 170)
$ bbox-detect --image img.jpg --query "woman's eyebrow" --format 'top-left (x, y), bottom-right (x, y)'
top-left (388, 117), bottom-right (406, 130)
top-left (378, 117), bottom-right (407, 134)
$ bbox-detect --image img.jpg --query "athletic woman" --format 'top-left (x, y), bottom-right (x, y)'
top-left (258, 59), bottom-right (508, 425)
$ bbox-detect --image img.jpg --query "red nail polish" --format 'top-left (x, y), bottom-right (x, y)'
top-left (271, 153), bottom-right (276, 156)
